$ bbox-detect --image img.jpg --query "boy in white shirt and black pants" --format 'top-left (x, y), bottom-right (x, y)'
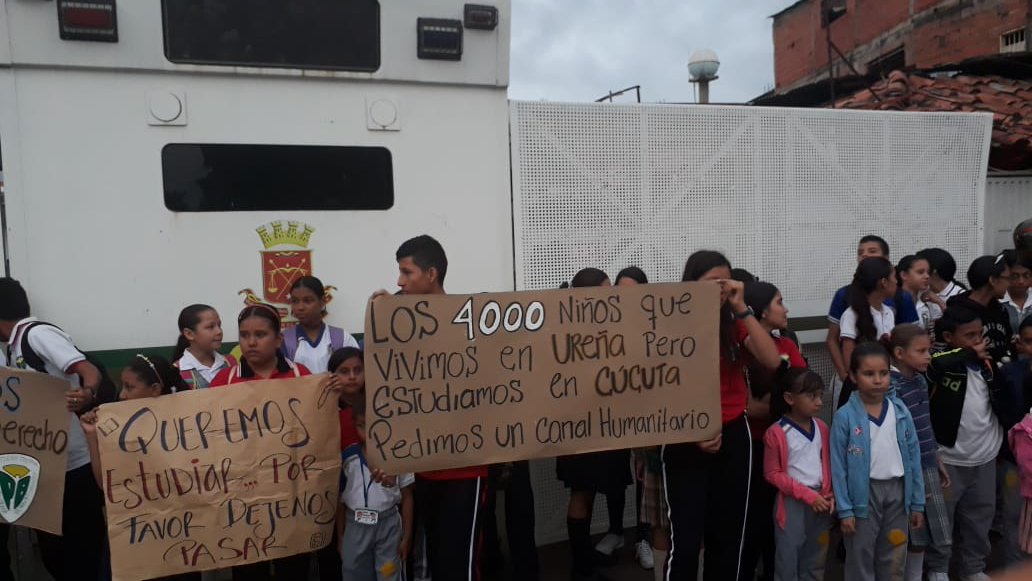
top-left (926, 307), bottom-right (1005, 581)
top-left (339, 405), bottom-right (414, 581)
top-left (0, 278), bottom-right (107, 580)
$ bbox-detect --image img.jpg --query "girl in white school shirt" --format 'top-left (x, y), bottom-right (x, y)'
top-left (837, 257), bottom-right (899, 408)
top-left (839, 258), bottom-right (896, 357)
top-left (172, 304), bottom-right (234, 389)
top-left (283, 276), bottom-right (358, 374)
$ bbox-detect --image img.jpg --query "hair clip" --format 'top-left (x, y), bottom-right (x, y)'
top-left (136, 354), bottom-right (165, 389)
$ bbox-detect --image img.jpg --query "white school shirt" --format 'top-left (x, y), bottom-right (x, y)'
top-left (292, 326), bottom-right (358, 375)
top-left (939, 368), bottom-right (1003, 467)
top-left (176, 349), bottom-right (230, 384)
top-left (869, 401), bottom-right (905, 480)
top-left (938, 282), bottom-right (965, 302)
top-left (340, 451), bottom-right (414, 512)
top-left (7, 318), bottom-right (90, 471)
top-left (838, 305), bottom-right (895, 341)
top-left (914, 297), bottom-right (942, 332)
top-left (782, 417), bottom-right (823, 489)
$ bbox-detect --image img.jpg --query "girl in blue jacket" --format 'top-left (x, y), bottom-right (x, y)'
top-left (832, 341), bottom-right (925, 581)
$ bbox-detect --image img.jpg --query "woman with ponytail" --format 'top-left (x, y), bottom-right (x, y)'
top-left (661, 251), bottom-right (781, 581)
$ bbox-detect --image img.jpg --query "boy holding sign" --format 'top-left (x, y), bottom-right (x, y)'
top-left (372, 235), bottom-right (489, 581)
top-left (0, 277), bottom-right (107, 581)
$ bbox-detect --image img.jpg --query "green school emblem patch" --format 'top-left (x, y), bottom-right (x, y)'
top-left (0, 454), bottom-right (40, 523)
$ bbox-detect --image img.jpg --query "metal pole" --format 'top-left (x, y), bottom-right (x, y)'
top-left (826, 14), bottom-right (836, 106)
top-left (699, 81), bottom-right (710, 104)
top-left (1026, 0), bottom-right (1031, 51)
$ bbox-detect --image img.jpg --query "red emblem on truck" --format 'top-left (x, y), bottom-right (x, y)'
top-left (239, 221), bottom-right (332, 323)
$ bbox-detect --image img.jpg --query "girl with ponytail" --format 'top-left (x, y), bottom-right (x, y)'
top-left (172, 304), bottom-right (234, 389)
top-left (839, 257), bottom-right (898, 371)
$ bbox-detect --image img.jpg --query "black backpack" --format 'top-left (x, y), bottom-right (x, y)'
top-left (14, 322), bottom-right (118, 412)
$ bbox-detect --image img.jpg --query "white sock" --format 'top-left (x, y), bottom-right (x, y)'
top-left (653, 549), bottom-right (668, 581)
top-left (905, 551), bottom-right (924, 581)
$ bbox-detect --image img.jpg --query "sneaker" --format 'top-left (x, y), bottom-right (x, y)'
top-left (594, 533), bottom-right (625, 556)
top-left (927, 573), bottom-right (949, 581)
top-left (635, 540), bottom-right (655, 569)
top-left (960, 574), bottom-right (991, 581)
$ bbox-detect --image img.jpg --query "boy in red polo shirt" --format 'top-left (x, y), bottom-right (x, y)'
top-left (373, 235), bottom-right (489, 581)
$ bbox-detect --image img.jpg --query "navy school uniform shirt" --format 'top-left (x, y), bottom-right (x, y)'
top-left (828, 286), bottom-right (920, 325)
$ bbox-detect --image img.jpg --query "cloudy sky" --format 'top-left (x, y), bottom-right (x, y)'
top-left (508, 0), bottom-right (799, 104)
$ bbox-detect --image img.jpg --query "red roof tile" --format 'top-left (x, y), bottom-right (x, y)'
top-left (835, 71), bottom-right (1032, 170)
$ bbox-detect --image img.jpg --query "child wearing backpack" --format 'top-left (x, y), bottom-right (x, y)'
top-left (0, 277), bottom-right (108, 580)
top-left (284, 276), bottom-right (358, 374)
top-left (172, 304), bottom-right (234, 389)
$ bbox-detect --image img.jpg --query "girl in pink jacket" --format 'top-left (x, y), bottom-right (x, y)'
top-left (764, 368), bottom-right (835, 581)
top-left (1009, 410), bottom-right (1032, 555)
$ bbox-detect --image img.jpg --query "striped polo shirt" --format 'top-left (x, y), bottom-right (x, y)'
top-left (890, 367), bottom-right (937, 468)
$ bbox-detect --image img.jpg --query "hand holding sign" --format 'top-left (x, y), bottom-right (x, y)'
top-left (96, 375), bottom-right (341, 581)
top-left (0, 368), bottom-right (70, 535)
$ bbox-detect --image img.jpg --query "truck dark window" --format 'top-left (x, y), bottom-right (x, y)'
top-left (163, 144), bottom-right (394, 212)
top-left (162, 0), bottom-right (380, 72)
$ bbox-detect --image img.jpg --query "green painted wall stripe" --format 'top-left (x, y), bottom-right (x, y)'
top-left (788, 316), bottom-right (830, 333)
top-left (87, 345), bottom-right (230, 371)
top-left (88, 333), bottom-right (371, 371)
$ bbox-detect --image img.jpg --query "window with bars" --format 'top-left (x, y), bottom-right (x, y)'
top-left (1001, 28), bottom-right (1026, 54)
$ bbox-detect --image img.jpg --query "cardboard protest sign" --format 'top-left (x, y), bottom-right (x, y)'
top-left (95, 375), bottom-right (340, 581)
top-left (364, 282), bottom-right (720, 474)
top-left (0, 368), bottom-right (71, 535)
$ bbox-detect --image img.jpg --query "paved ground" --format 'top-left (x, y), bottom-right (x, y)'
top-left (8, 525), bottom-right (1018, 580)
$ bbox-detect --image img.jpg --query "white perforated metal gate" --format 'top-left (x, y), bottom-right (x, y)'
top-left (509, 102), bottom-right (992, 545)
top-left (511, 102), bottom-right (991, 315)
top-left (985, 174), bottom-right (1032, 253)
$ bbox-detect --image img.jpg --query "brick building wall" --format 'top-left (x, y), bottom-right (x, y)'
top-left (773, 0), bottom-right (1029, 92)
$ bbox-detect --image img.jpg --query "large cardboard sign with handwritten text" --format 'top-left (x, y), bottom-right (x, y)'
top-left (96, 376), bottom-right (340, 581)
top-left (0, 368), bottom-right (71, 535)
top-left (364, 282), bottom-right (720, 474)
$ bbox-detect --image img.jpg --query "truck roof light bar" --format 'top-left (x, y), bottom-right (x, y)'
top-left (417, 18), bottom-right (463, 61)
top-left (58, 0), bottom-right (118, 43)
